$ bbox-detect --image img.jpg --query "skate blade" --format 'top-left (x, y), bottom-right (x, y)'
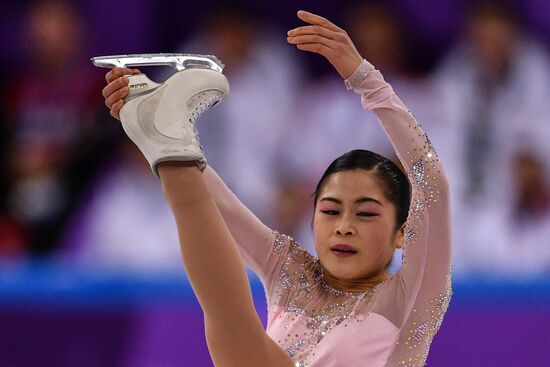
top-left (90, 53), bottom-right (224, 72)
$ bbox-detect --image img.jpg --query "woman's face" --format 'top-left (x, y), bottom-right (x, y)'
top-left (313, 169), bottom-right (404, 282)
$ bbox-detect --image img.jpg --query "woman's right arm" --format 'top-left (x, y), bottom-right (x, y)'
top-left (102, 68), bottom-right (278, 283)
top-left (158, 162), bottom-right (294, 367)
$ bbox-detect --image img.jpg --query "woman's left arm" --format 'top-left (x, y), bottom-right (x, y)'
top-left (288, 11), bottom-right (452, 327)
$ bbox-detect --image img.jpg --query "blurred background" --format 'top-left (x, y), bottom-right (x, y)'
top-left (0, 0), bottom-right (549, 365)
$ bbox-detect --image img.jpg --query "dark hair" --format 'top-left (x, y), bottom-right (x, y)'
top-left (313, 149), bottom-right (411, 231)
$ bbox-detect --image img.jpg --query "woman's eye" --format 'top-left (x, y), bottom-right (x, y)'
top-left (320, 210), bottom-right (339, 215)
top-left (357, 212), bottom-right (378, 217)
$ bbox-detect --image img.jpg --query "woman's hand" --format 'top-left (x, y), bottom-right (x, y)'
top-left (101, 67), bottom-right (140, 120)
top-left (287, 10), bottom-right (364, 80)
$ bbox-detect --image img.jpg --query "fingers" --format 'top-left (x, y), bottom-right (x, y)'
top-left (105, 67), bottom-right (132, 83)
top-left (110, 100), bottom-right (124, 120)
top-left (287, 34), bottom-right (337, 50)
top-left (104, 67), bottom-right (140, 84)
top-left (289, 11), bottom-right (347, 51)
top-left (288, 25), bottom-right (339, 39)
top-left (102, 74), bottom-right (129, 100)
top-left (290, 10), bottom-right (363, 80)
top-left (103, 75), bottom-right (129, 122)
top-left (104, 83), bottom-right (129, 108)
top-left (103, 67), bottom-right (141, 121)
top-left (296, 10), bottom-right (344, 33)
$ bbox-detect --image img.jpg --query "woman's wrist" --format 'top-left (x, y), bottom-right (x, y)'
top-left (344, 59), bottom-right (375, 90)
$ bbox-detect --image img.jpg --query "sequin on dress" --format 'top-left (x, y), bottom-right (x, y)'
top-left (204, 60), bottom-right (452, 367)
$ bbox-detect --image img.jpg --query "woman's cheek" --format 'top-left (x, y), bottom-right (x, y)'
top-left (314, 212), bottom-right (332, 228)
top-left (357, 228), bottom-right (385, 253)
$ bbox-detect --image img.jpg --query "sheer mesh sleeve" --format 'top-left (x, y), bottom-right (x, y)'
top-left (346, 61), bottom-right (452, 365)
top-left (203, 166), bottom-right (281, 288)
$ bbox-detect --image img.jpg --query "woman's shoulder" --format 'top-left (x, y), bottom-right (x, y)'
top-left (272, 230), bottom-right (316, 263)
top-left (269, 231), bottom-right (322, 300)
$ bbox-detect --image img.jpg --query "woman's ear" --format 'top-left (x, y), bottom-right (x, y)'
top-left (394, 222), bottom-right (407, 249)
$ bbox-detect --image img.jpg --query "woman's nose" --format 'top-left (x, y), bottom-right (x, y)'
top-left (336, 227), bottom-right (354, 236)
top-left (335, 217), bottom-right (356, 236)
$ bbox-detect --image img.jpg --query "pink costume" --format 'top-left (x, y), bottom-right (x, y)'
top-left (204, 61), bottom-right (452, 367)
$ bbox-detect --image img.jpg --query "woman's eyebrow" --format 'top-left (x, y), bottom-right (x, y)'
top-left (319, 197), bottom-right (383, 206)
top-left (356, 197), bottom-right (383, 206)
top-left (319, 197), bottom-right (341, 204)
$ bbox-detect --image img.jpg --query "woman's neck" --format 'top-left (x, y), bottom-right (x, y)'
top-left (322, 266), bottom-right (388, 293)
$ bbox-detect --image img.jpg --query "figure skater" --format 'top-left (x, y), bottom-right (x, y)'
top-left (101, 10), bottom-right (451, 367)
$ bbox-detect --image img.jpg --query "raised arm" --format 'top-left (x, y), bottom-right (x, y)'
top-left (100, 63), bottom-right (294, 366)
top-left (158, 163), bottom-right (293, 367)
top-left (288, 10), bottom-right (451, 297)
top-left (288, 11), bottom-right (452, 363)
top-left (345, 65), bottom-right (452, 364)
top-left (346, 62), bottom-right (452, 322)
top-left (102, 68), bottom-right (279, 284)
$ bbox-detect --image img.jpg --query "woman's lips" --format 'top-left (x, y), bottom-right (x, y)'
top-left (330, 244), bottom-right (358, 257)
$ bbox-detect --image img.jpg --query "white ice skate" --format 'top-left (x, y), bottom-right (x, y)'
top-left (91, 53), bottom-right (229, 176)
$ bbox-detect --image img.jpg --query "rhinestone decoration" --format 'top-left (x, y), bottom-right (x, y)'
top-left (412, 159), bottom-right (425, 185)
top-left (344, 59), bottom-right (375, 90)
top-left (400, 108), bottom-right (444, 269)
top-left (404, 228), bottom-right (416, 242)
top-left (271, 232), bottom-right (380, 366)
top-left (397, 273), bottom-right (452, 366)
top-left (394, 107), bottom-right (450, 365)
